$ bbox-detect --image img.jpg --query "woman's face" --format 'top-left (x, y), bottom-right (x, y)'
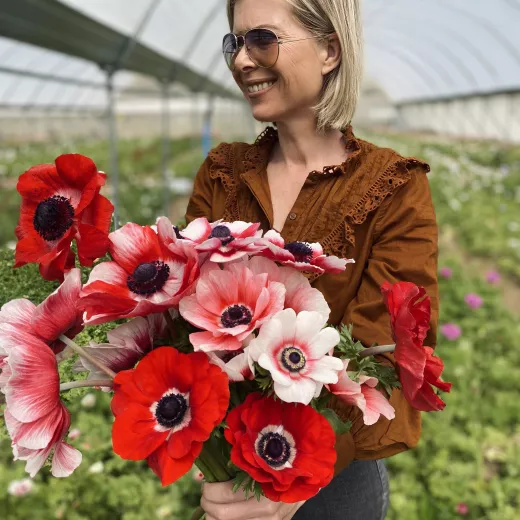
top-left (231, 0), bottom-right (328, 124)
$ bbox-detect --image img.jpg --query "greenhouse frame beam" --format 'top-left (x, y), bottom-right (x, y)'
top-left (0, 65), bottom-right (165, 96)
top-left (0, 0), bottom-right (236, 98)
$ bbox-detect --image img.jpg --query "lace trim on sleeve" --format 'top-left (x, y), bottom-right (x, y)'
top-left (208, 143), bottom-right (240, 222)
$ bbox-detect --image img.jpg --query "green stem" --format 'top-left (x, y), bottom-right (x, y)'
top-left (60, 380), bottom-right (113, 392)
top-left (195, 455), bottom-right (217, 483)
top-left (163, 310), bottom-right (177, 342)
top-left (191, 507), bottom-right (206, 520)
top-left (358, 343), bottom-right (396, 358)
top-left (59, 335), bottom-right (116, 379)
top-left (198, 442), bottom-right (233, 482)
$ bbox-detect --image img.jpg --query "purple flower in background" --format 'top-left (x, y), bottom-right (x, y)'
top-left (464, 293), bottom-right (483, 310)
top-left (486, 270), bottom-right (501, 285)
top-left (440, 267), bottom-right (453, 279)
top-left (440, 323), bottom-right (462, 341)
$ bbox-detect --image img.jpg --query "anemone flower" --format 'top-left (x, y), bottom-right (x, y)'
top-left (381, 281), bottom-right (452, 411)
top-left (257, 229), bottom-right (353, 274)
top-left (0, 329), bottom-right (82, 478)
top-left (328, 360), bottom-right (395, 425)
top-left (224, 393), bottom-right (336, 502)
top-left (111, 348), bottom-right (229, 486)
top-left (156, 216), bottom-right (212, 244)
top-left (248, 308), bottom-right (343, 405)
top-left (74, 311), bottom-right (174, 380)
top-left (15, 154), bottom-right (113, 280)
top-left (78, 223), bottom-right (199, 325)
top-left (246, 256), bottom-right (330, 323)
top-left (0, 268), bottom-right (83, 356)
top-left (194, 220), bottom-right (265, 262)
top-left (179, 261), bottom-right (285, 352)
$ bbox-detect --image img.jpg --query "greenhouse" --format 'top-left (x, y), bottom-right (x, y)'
top-left (1, 1), bottom-right (519, 519)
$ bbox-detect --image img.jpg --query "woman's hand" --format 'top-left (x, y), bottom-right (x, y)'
top-left (201, 481), bottom-right (305, 520)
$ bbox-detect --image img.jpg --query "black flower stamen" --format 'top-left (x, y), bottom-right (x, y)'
top-left (281, 346), bottom-right (306, 373)
top-left (33, 195), bottom-right (74, 241)
top-left (210, 225), bottom-right (235, 246)
top-left (284, 242), bottom-right (313, 263)
top-left (127, 261), bottom-right (170, 295)
top-left (155, 393), bottom-right (188, 428)
top-left (221, 305), bottom-right (253, 328)
top-left (257, 432), bottom-right (291, 468)
top-left (172, 226), bottom-right (184, 239)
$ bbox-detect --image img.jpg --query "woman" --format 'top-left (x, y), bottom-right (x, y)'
top-left (186, 0), bottom-right (439, 518)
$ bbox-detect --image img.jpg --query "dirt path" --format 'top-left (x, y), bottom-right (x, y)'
top-left (439, 225), bottom-right (520, 316)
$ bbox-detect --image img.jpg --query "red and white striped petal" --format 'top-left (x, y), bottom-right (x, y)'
top-left (360, 385), bottom-right (395, 425)
top-left (0, 299), bottom-right (36, 330)
top-left (11, 406), bottom-right (63, 450)
top-left (313, 255), bottom-right (353, 274)
top-left (190, 331), bottom-right (242, 353)
top-left (52, 441), bottom-right (83, 477)
top-left (180, 217), bottom-right (212, 243)
top-left (4, 336), bottom-right (59, 423)
top-left (109, 223), bottom-right (162, 274)
top-left (31, 268), bottom-right (83, 344)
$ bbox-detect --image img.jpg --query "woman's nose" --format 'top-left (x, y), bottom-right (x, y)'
top-left (233, 45), bottom-right (256, 72)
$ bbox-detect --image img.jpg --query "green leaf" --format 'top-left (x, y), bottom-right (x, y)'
top-left (320, 408), bottom-right (352, 435)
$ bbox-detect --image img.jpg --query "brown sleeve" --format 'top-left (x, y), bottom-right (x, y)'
top-left (331, 164), bottom-right (439, 475)
top-left (184, 155), bottom-right (216, 225)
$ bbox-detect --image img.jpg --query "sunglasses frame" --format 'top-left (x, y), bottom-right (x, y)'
top-left (222, 28), bottom-right (323, 71)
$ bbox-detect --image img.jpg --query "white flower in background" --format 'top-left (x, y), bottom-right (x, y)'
top-left (507, 221), bottom-right (520, 233)
top-left (248, 309), bottom-right (343, 405)
top-left (7, 478), bottom-right (34, 496)
top-left (88, 461), bottom-right (104, 474)
top-left (68, 428), bottom-right (81, 441)
top-left (81, 393), bottom-right (96, 409)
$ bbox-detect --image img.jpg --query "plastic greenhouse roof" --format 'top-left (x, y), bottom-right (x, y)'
top-left (0, 0), bottom-right (519, 108)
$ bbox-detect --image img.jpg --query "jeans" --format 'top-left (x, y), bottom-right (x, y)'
top-left (294, 460), bottom-right (390, 520)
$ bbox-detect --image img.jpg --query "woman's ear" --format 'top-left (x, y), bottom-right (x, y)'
top-left (321, 33), bottom-right (342, 75)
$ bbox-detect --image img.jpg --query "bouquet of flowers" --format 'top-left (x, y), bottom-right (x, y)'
top-left (0, 154), bottom-right (451, 518)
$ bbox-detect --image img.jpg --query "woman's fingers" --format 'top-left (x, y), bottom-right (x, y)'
top-left (201, 481), bottom-right (247, 503)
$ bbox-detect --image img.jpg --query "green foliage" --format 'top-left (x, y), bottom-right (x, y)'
top-left (319, 408), bottom-right (352, 435)
top-left (232, 470), bottom-right (264, 501)
top-left (335, 324), bottom-right (401, 396)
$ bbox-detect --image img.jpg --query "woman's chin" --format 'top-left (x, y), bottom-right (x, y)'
top-left (250, 106), bottom-right (283, 123)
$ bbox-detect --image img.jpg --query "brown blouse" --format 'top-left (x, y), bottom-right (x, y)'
top-left (184, 125), bottom-right (439, 477)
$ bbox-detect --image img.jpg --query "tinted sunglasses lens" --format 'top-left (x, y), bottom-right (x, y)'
top-left (245, 29), bottom-right (279, 67)
top-left (223, 33), bottom-right (237, 69)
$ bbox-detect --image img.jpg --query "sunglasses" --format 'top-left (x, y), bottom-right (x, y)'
top-left (222, 28), bottom-right (322, 71)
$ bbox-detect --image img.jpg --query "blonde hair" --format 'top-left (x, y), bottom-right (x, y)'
top-left (226, 0), bottom-right (363, 131)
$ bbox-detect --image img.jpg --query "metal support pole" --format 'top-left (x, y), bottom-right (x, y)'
top-left (161, 81), bottom-right (171, 216)
top-left (202, 94), bottom-right (215, 158)
top-left (106, 68), bottom-right (120, 230)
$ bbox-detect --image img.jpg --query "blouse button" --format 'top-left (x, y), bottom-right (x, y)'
top-left (288, 212), bottom-right (297, 221)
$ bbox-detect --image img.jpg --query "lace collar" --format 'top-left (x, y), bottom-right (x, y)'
top-left (242, 124), bottom-right (362, 178)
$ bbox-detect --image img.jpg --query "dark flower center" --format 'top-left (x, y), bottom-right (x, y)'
top-left (221, 305), bottom-right (253, 328)
top-left (281, 347), bottom-right (306, 373)
top-left (284, 242), bottom-right (313, 263)
top-left (258, 432), bottom-right (291, 468)
top-left (155, 393), bottom-right (188, 429)
top-left (127, 261), bottom-right (170, 295)
top-left (210, 225), bottom-right (235, 246)
top-left (33, 195), bottom-right (74, 241)
top-left (222, 349), bottom-right (244, 363)
top-left (172, 226), bottom-right (184, 239)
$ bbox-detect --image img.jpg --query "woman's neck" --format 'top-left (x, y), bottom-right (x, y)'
top-left (272, 117), bottom-right (348, 173)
